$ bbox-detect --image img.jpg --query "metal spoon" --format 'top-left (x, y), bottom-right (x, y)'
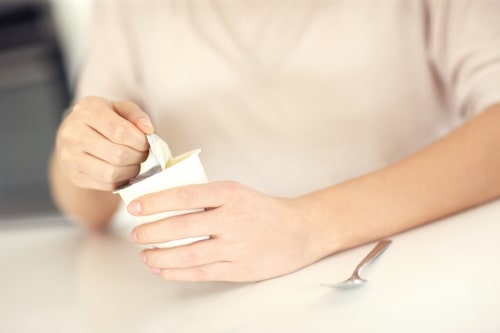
top-left (321, 239), bottom-right (392, 289)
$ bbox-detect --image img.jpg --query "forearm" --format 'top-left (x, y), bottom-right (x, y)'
top-left (300, 105), bottom-right (500, 256)
top-left (49, 151), bottom-right (120, 230)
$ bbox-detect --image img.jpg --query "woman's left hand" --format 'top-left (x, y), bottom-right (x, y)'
top-left (127, 181), bottom-right (328, 282)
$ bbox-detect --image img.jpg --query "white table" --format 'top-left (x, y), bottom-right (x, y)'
top-left (1, 200), bottom-right (500, 333)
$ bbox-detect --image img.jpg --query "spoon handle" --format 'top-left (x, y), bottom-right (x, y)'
top-left (353, 239), bottom-right (392, 275)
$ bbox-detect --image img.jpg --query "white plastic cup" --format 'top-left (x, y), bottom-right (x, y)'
top-left (115, 149), bottom-right (209, 248)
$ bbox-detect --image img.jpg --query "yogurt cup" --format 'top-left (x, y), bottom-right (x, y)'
top-left (115, 149), bottom-right (209, 248)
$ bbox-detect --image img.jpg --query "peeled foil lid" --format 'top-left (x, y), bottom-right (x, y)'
top-left (114, 134), bottom-right (172, 191)
top-left (146, 134), bottom-right (172, 170)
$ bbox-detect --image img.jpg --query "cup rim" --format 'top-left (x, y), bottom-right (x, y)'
top-left (113, 148), bottom-right (202, 194)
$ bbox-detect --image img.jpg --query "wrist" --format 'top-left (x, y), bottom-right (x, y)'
top-left (288, 192), bottom-right (347, 262)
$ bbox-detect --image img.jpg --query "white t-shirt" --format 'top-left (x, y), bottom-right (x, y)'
top-left (75, 0), bottom-right (500, 197)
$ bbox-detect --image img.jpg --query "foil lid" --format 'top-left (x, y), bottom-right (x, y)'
top-left (146, 133), bottom-right (172, 170)
top-left (115, 133), bottom-right (173, 192)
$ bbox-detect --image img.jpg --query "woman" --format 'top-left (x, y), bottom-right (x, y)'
top-left (49, 0), bottom-right (500, 282)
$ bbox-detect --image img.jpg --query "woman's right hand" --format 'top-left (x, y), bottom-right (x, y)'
top-left (55, 96), bottom-right (154, 191)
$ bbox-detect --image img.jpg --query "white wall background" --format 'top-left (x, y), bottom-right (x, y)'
top-left (49, 0), bottom-right (94, 86)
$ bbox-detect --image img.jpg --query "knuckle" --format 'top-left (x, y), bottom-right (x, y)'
top-left (224, 180), bottom-right (241, 191)
top-left (110, 147), bottom-right (128, 165)
top-left (222, 181), bottom-right (246, 199)
top-left (121, 100), bottom-right (139, 110)
top-left (59, 132), bottom-right (80, 150)
top-left (71, 102), bottom-right (84, 115)
top-left (72, 97), bottom-right (92, 114)
top-left (101, 165), bottom-right (120, 183)
top-left (108, 124), bottom-right (127, 143)
top-left (58, 128), bottom-right (73, 142)
top-left (59, 150), bottom-right (73, 166)
top-left (179, 249), bottom-right (198, 266)
top-left (177, 186), bottom-right (197, 206)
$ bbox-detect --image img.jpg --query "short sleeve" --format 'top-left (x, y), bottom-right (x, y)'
top-left (427, 0), bottom-right (500, 120)
top-left (73, 0), bottom-right (143, 105)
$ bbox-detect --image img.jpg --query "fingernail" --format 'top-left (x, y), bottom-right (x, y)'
top-left (129, 230), bottom-right (138, 243)
top-left (138, 117), bottom-right (154, 131)
top-left (128, 201), bottom-right (142, 215)
top-left (148, 267), bottom-right (161, 275)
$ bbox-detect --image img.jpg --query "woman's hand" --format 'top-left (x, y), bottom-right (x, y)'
top-left (55, 97), bottom-right (153, 191)
top-left (128, 181), bottom-right (329, 282)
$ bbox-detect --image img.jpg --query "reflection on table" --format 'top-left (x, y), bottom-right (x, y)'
top-left (1, 199), bottom-right (500, 333)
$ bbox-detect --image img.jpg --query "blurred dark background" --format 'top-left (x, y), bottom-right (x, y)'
top-left (0, 0), bottom-right (71, 220)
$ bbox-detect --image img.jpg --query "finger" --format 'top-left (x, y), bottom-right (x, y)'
top-left (155, 261), bottom-right (234, 282)
top-left (75, 99), bottom-right (149, 151)
top-left (68, 152), bottom-right (140, 185)
top-left (142, 238), bottom-right (229, 269)
top-left (132, 209), bottom-right (217, 245)
top-left (82, 127), bottom-right (149, 166)
top-left (112, 101), bottom-right (154, 134)
top-left (128, 181), bottom-right (241, 216)
top-left (59, 120), bottom-right (147, 167)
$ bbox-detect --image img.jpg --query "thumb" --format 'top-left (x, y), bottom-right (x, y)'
top-left (112, 101), bottom-right (155, 134)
